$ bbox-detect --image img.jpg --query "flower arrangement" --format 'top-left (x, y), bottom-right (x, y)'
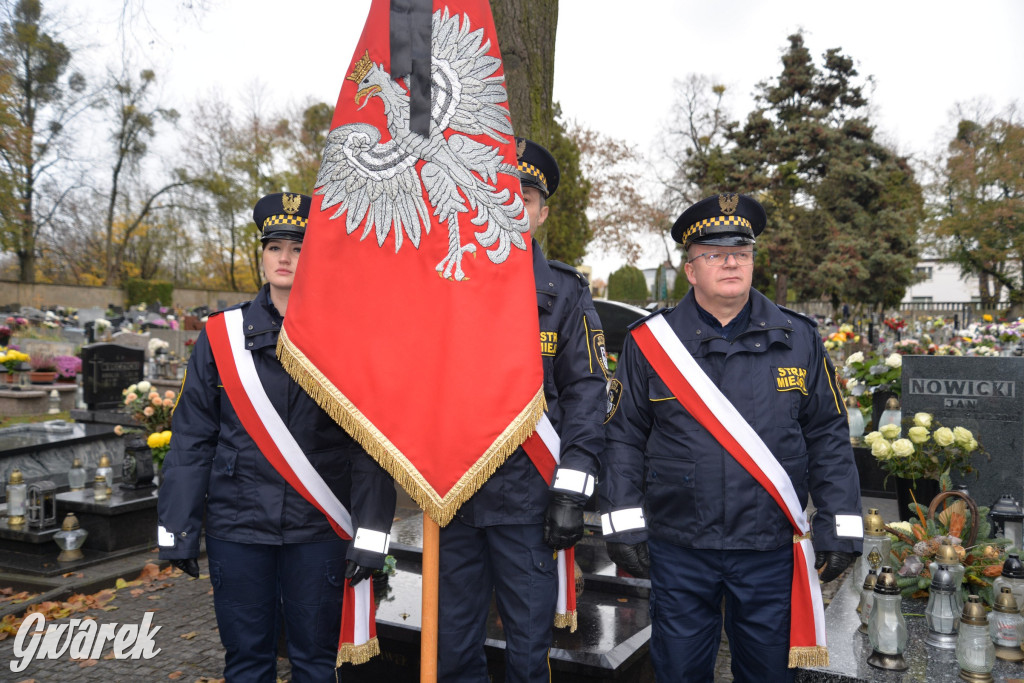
top-left (884, 317), bottom-right (907, 332)
top-left (53, 355), bottom-right (81, 379)
top-left (0, 348), bottom-right (29, 373)
top-left (842, 350), bottom-right (902, 398)
top-left (115, 380), bottom-right (176, 470)
top-left (892, 338), bottom-right (925, 355)
top-left (823, 324), bottom-right (859, 352)
top-left (864, 412), bottom-right (984, 483)
top-left (929, 344), bottom-right (963, 356)
top-left (886, 488), bottom-right (1008, 605)
top-left (28, 352), bottom-right (56, 372)
top-left (148, 338), bottom-right (169, 356)
top-left (146, 430), bottom-right (173, 468)
top-left (184, 338), bottom-right (197, 358)
top-left (4, 316), bottom-right (28, 331)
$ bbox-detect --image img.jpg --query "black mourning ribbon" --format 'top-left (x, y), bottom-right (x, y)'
top-left (390, 0), bottom-right (432, 137)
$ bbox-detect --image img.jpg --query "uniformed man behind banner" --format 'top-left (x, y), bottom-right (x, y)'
top-left (157, 193), bottom-right (397, 680)
top-left (598, 193), bottom-right (863, 681)
top-left (437, 139), bottom-right (607, 682)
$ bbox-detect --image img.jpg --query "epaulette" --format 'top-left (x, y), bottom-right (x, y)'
top-left (626, 306), bottom-right (673, 331)
top-left (548, 259), bottom-right (589, 287)
top-left (778, 305), bottom-right (818, 329)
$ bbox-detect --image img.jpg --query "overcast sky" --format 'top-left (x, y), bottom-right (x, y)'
top-left (58, 0), bottom-right (1024, 277)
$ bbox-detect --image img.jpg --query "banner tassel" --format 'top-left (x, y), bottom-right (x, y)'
top-left (278, 330), bottom-right (545, 526)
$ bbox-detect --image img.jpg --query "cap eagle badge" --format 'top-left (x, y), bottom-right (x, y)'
top-left (718, 194), bottom-right (739, 215)
top-left (282, 193), bottom-right (302, 215)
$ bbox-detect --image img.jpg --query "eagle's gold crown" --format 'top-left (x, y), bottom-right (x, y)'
top-left (347, 51), bottom-right (373, 85)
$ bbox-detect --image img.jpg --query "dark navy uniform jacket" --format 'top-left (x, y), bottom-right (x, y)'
top-left (599, 288), bottom-right (863, 554)
top-left (157, 286), bottom-right (396, 568)
top-left (454, 241), bottom-right (607, 527)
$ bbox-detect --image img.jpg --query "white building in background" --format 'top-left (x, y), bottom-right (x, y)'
top-left (901, 258), bottom-right (1008, 305)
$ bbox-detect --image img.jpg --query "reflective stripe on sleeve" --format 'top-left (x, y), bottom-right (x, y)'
top-left (552, 468), bottom-right (595, 497)
top-left (835, 514), bottom-right (864, 539)
top-left (600, 507), bottom-right (646, 536)
top-left (157, 525), bottom-right (175, 548)
top-left (353, 527), bottom-right (391, 555)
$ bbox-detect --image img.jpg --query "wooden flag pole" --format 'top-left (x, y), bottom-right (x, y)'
top-left (421, 514), bottom-right (439, 682)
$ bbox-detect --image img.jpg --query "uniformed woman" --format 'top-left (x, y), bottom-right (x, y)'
top-left (157, 192), bottom-right (396, 681)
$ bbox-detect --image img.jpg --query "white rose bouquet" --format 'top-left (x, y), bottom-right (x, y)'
top-left (864, 412), bottom-right (985, 483)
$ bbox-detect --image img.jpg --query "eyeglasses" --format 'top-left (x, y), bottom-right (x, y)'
top-left (687, 250), bottom-right (756, 267)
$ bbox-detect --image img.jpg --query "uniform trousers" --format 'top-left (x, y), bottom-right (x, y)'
top-left (647, 538), bottom-right (794, 683)
top-left (438, 520), bottom-right (558, 683)
top-left (206, 536), bottom-right (348, 683)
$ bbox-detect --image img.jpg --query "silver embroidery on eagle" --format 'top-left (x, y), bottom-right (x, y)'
top-left (315, 8), bottom-right (528, 281)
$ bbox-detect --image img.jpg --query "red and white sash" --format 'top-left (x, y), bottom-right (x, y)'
top-left (521, 413), bottom-right (578, 631)
top-left (207, 309), bottom-right (379, 665)
top-left (631, 313), bottom-right (828, 668)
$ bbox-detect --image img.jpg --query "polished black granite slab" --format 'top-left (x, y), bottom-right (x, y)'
top-left (797, 574), bottom-right (1024, 682)
top-left (55, 487), bottom-right (158, 553)
top-left (341, 508), bottom-right (653, 682)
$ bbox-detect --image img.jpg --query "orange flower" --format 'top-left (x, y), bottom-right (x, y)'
top-left (143, 406), bottom-right (155, 417)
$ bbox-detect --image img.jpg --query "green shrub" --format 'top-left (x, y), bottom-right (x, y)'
top-left (124, 279), bottom-right (174, 307)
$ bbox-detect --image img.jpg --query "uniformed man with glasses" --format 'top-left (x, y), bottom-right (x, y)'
top-left (598, 193), bottom-right (863, 681)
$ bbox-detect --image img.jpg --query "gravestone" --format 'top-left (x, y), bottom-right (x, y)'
top-left (901, 356), bottom-right (1024, 511)
top-left (20, 339), bottom-right (74, 362)
top-left (81, 343), bottom-right (144, 410)
top-left (76, 307), bottom-right (107, 326)
top-left (109, 330), bottom-right (150, 354)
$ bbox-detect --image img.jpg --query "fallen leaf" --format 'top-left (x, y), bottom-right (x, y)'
top-left (130, 589), bottom-right (145, 598)
top-left (103, 652), bottom-right (116, 660)
top-left (179, 631), bottom-right (199, 640)
top-left (168, 671), bottom-right (183, 680)
top-left (617, 598), bottom-right (628, 603)
top-left (78, 659), bottom-right (98, 668)
top-left (138, 563), bottom-right (162, 582)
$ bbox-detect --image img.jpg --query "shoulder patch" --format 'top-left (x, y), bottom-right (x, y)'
top-left (626, 306), bottom-right (672, 332)
top-left (605, 378), bottom-right (623, 424)
top-left (548, 260), bottom-right (589, 287)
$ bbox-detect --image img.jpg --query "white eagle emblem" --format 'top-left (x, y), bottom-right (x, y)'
top-left (315, 8), bottom-right (529, 281)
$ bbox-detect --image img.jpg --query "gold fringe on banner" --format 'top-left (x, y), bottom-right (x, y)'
top-left (788, 645), bottom-right (829, 669)
top-left (553, 610), bottom-right (578, 633)
top-left (278, 328), bottom-right (546, 527)
top-left (336, 636), bottom-right (381, 666)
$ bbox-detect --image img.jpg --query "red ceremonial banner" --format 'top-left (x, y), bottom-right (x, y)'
top-left (279, 0), bottom-right (543, 526)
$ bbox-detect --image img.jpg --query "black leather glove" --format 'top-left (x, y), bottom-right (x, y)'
top-left (345, 560), bottom-right (376, 587)
top-left (543, 493), bottom-right (585, 550)
top-left (170, 558), bottom-right (200, 578)
top-left (815, 551), bottom-right (854, 583)
top-left (606, 541), bottom-right (650, 579)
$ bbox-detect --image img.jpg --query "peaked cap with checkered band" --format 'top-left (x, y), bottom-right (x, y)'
top-left (515, 137), bottom-right (560, 198)
top-left (671, 193), bottom-right (766, 247)
top-left (253, 192), bottom-right (311, 243)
